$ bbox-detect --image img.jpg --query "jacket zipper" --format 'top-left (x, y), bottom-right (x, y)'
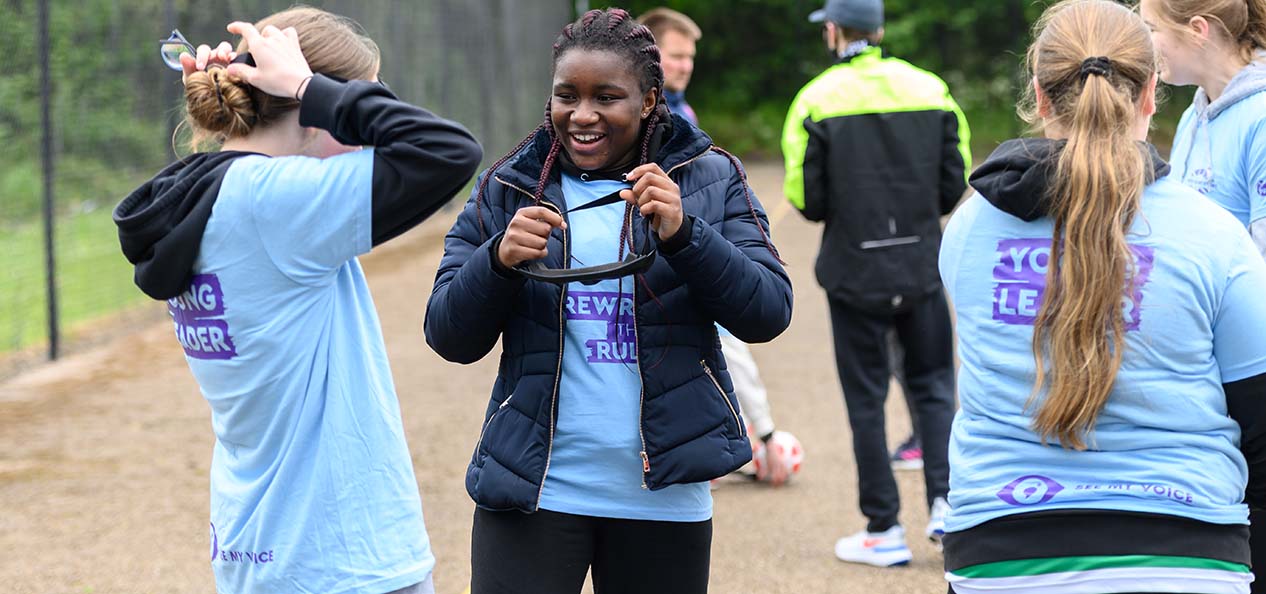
top-left (475, 392), bottom-right (516, 454)
top-left (627, 205), bottom-right (651, 488)
top-left (495, 148), bottom-right (709, 494)
top-left (701, 360), bottom-right (745, 437)
top-left (633, 148), bottom-right (708, 487)
top-left (634, 307), bottom-right (650, 486)
top-left (496, 176), bottom-right (568, 511)
top-left (666, 148), bottom-right (712, 177)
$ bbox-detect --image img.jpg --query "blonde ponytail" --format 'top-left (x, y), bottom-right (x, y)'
top-left (1021, 0), bottom-right (1157, 449)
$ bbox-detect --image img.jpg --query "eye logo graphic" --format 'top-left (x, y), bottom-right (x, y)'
top-left (997, 475), bottom-right (1064, 506)
top-left (210, 522), bottom-right (219, 561)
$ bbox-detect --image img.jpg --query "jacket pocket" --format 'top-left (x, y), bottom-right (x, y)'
top-left (475, 393), bottom-right (515, 455)
top-left (700, 360), bottom-right (745, 438)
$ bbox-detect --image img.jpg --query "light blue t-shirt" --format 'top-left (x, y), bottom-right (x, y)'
top-left (939, 181), bottom-right (1266, 533)
top-left (175, 151), bottom-right (433, 594)
top-left (1169, 97), bottom-right (1266, 232)
top-left (538, 173), bottom-right (711, 522)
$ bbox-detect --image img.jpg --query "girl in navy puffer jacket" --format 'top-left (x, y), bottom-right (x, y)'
top-left (424, 8), bottom-right (792, 594)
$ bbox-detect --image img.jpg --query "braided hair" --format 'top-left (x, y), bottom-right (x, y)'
top-left (475, 8), bottom-right (665, 241)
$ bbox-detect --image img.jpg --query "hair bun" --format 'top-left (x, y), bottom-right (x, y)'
top-left (184, 68), bottom-right (257, 139)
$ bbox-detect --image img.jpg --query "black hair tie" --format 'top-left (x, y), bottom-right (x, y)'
top-left (1080, 56), bottom-right (1112, 80)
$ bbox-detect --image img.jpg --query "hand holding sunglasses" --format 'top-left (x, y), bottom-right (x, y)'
top-left (498, 206), bottom-right (568, 269)
top-left (505, 193), bottom-right (658, 286)
top-left (160, 30), bottom-right (238, 84)
top-left (620, 163), bottom-right (683, 241)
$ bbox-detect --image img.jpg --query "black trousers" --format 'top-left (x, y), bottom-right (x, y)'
top-left (471, 508), bottom-right (712, 594)
top-left (888, 330), bottom-right (918, 436)
top-left (828, 291), bottom-right (956, 533)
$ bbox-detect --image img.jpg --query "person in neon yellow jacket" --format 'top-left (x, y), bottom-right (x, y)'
top-left (781, 0), bottom-right (970, 568)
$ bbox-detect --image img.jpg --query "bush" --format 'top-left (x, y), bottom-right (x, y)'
top-left (699, 102), bottom-right (788, 160)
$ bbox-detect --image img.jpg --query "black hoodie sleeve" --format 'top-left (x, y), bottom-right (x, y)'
top-left (298, 74), bottom-right (483, 246)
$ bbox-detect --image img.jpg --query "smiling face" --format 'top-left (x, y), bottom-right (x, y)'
top-left (1138, 0), bottom-right (1205, 86)
top-left (550, 48), bottom-right (658, 171)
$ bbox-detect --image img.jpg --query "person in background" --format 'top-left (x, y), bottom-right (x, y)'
top-left (640, 8), bottom-right (700, 127)
top-left (638, 6), bottom-right (792, 485)
top-left (782, 0), bottom-right (970, 567)
top-left (1140, 0), bottom-right (1266, 260)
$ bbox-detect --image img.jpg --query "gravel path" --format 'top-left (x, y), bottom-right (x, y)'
top-left (0, 162), bottom-right (949, 593)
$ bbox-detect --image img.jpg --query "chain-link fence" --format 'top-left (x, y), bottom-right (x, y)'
top-left (1, 0), bottom-right (573, 370)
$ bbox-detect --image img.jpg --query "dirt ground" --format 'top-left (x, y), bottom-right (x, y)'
top-left (0, 162), bottom-right (950, 594)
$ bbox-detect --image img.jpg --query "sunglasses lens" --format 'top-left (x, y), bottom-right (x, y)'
top-left (161, 42), bottom-right (192, 70)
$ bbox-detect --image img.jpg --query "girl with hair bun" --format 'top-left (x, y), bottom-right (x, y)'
top-left (113, 7), bottom-right (482, 594)
top-left (424, 7), bottom-right (792, 593)
top-left (1140, 0), bottom-right (1266, 258)
top-left (939, 1), bottom-right (1266, 592)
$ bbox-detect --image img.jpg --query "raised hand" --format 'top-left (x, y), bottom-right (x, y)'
top-left (621, 163), bottom-right (683, 241)
top-left (181, 41), bottom-right (235, 85)
top-left (224, 21), bottom-right (314, 100)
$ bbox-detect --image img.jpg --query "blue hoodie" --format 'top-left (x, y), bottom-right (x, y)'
top-left (1168, 58), bottom-right (1266, 259)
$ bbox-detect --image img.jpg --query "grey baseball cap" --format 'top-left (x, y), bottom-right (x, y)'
top-left (809, 0), bottom-right (884, 32)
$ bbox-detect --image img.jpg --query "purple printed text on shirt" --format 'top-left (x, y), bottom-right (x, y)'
top-left (991, 238), bottom-right (1154, 330)
top-left (168, 274), bottom-right (238, 360)
top-left (567, 290), bottom-right (637, 364)
top-left (217, 549), bottom-right (276, 565)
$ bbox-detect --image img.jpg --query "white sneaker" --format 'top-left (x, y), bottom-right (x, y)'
top-left (926, 497), bottom-right (949, 550)
top-left (833, 525), bottom-right (912, 567)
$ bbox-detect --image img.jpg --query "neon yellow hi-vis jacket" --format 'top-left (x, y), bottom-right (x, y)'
top-left (781, 46), bottom-right (971, 312)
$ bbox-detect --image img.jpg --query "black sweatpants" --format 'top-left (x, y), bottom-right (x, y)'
top-left (471, 508), bottom-right (712, 594)
top-left (828, 291), bottom-right (956, 533)
top-left (888, 330), bottom-right (918, 437)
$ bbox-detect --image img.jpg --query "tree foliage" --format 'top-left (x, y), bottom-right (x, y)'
top-left (0, 0), bottom-right (1198, 223)
top-left (0, 0), bottom-right (573, 224)
top-left (618, 0), bottom-right (1191, 158)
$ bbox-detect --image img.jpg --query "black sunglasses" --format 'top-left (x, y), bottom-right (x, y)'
top-left (515, 190), bottom-right (657, 286)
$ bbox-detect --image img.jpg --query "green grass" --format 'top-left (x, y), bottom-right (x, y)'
top-left (0, 207), bottom-right (148, 353)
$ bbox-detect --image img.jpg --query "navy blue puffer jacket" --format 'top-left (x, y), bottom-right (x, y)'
top-left (425, 115), bottom-right (793, 512)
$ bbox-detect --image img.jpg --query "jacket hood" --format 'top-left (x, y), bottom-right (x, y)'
top-left (969, 138), bottom-right (1169, 222)
top-left (1196, 54), bottom-right (1266, 121)
top-left (113, 151), bottom-right (258, 300)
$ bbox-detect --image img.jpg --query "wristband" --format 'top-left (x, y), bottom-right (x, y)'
top-left (294, 74), bottom-right (314, 101)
